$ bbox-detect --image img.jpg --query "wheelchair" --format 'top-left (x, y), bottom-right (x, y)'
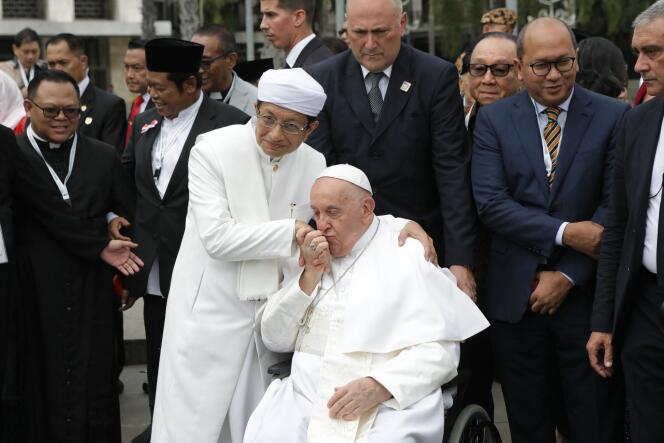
top-left (446, 403), bottom-right (501, 443)
top-left (268, 360), bottom-right (501, 443)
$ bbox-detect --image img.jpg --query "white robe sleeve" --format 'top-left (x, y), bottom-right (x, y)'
top-left (376, 214), bottom-right (409, 231)
top-left (369, 340), bottom-right (459, 411)
top-left (188, 139), bottom-right (296, 261)
top-left (260, 273), bottom-right (318, 352)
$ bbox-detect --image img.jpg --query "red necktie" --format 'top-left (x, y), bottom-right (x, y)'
top-left (125, 95), bottom-right (144, 147)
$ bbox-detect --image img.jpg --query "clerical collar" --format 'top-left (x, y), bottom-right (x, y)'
top-left (27, 125), bottom-right (74, 150)
top-left (285, 33), bottom-right (316, 68)
top-left (78, 74), bottom-right (91, 97)
top-left (209, 72), bottom-right (237, 102)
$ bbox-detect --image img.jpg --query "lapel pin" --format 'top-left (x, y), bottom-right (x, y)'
top-left (400, 81), bottom-right (411, 92)
top-left (84, 117), bottom-right (93, 125)
top-left (81, 105), bottom-right (87, 112)
top-left (141, 119), bottom-right (159, 134)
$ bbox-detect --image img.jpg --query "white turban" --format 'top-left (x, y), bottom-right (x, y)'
top-left (316, 164), bottom-right (373, 195)
top-left (257, 68), bottom-right (327, 117)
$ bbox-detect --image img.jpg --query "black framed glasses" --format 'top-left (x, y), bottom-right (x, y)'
top-left (256, 112), bottom-right (309, 135)
top-left (529, 57), bottom-right (576, 76)
top-left (29, 100), bottom-right (80, 119)
top-left (200, 51), bottom-right (234, 69)
top-left (468, 63), bottom-right (514, 77)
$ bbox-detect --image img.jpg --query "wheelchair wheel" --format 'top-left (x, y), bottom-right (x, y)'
top-left (447, 404), bottom-right (502, 443)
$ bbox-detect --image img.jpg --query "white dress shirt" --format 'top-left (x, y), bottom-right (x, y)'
top-left (146, 92), bottom-right (204, 296)
top-left (285, 33), bottom-right (316, 68)
top-left (78, 75), bottom-right (90, 97)
top-left (361, 65), bottom-right (393, 100)
top-left (139, 91), bottom-right (151, 113)
top-left (642, 116), bottom-right (664, 273)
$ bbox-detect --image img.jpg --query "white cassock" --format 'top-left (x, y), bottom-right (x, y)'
top-left (245, 217), bottom-right (490, 443)
top-left (151, 121), bottom-right (326, 443)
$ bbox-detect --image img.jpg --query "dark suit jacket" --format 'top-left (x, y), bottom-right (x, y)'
top-left (292, 35), bottom-right (333, 68)
top-left (592, 97), bottom-right (664, 340)
top-left (306, 44), bottom-right (476, 267)
top-left (79, 83), bottom-right (127, 154)
top-left (472, 86), bottom-right (629, 323)
top-left (121, 94), bottom-right (249, 297)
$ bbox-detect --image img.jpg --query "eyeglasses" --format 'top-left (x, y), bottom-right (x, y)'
top-left (468, 63), bottom-right (514, 77)
top-left (256, 112), bottom-right (310, 135)
top-left (529, 57), bottom-right (576, 76)
top-left (338, 28), bottom-right (347, 37)
top-left (200, 51), bottom-right (234, 69)
top-left (29, 100), bottom-right (80, 119)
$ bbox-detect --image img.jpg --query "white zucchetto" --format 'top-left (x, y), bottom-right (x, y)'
top-left (257, 68), bottom-right (327, 117)
top-left (316, 164), bottom-right (373, 195)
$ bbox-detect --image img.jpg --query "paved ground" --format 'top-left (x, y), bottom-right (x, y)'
top-left (120, 364), bottom-right (511, 442)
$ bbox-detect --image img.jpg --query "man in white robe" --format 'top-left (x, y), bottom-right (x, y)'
top-left (245, 165), bottom-right (490, 443)
top-left (152, 70), bottom-right (434, 443)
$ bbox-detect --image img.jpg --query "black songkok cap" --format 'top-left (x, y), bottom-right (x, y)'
top-left (145, 38), bottom-right (204, 73)
top-left (235, 58), bottom-right (274, 84)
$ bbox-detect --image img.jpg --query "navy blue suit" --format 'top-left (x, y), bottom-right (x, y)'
top-left (472, 86), bottom-right (628, 442)
top-left (307, 44), bottom-right (476, 267)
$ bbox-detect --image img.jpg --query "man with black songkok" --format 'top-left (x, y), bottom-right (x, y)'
top-left (114, 38), bottom-right (249, 443)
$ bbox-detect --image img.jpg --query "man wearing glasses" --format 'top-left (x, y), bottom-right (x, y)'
top-left (471, 18), bottom-right (629, 442)
top-left (116, 38), bottom-right (249, 443)
top-left (465, 32), bottom-right (521, 138)
top-left (192, 24), bottom-right (258, 116)
top-left (11, 69), bottom-right (142, 442)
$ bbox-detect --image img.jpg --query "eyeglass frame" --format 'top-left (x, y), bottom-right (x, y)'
top-left (200, 50), bottom-right (235, 69)
top-left (256, 111), bottom-right (311, 135)
top-left (28, 100), bottom-right (81, 120)
top-left (528, 56), bottom-right (576, 77)
top-left (468, 63), bottom-right (515, 78)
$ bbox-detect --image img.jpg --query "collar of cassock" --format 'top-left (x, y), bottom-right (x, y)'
top-left (30, 126), bottom-right (74, 150)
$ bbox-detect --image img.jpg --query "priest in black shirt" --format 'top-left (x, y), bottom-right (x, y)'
top-left (10, 70), bottom-right (141, 443)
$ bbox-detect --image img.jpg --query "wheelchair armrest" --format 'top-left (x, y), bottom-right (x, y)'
top-left (267, 359), bottom-right (292, 379)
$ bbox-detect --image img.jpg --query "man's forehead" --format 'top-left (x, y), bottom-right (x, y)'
top-left (633, 20), bottom-right (664, 47)
top-left (34, 83), bottom-right (79, 101)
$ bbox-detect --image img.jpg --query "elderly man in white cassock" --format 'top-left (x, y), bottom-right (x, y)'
top-left (244, 164), bottom-right (490, 443)
top-left (151, 69), bottom-right (435, 443)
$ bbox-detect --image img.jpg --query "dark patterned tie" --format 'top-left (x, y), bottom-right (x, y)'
top-left (367, 72), bottom-right (384, 123)
top-left (543, 106), bottom-right (562, 187)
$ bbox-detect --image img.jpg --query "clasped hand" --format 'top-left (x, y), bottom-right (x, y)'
top-left (529, 270), bottom-right (572, 315)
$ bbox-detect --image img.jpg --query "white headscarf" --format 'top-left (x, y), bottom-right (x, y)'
top-left (0, 70), bottom-right (25, 130)
top-left (257, 68), bottom-right (327, 117)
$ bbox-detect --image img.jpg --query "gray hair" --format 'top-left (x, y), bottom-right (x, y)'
top-left (346, 0), bottom-right (403, 15)
top-left (633, 0), bottom-right (664, 28)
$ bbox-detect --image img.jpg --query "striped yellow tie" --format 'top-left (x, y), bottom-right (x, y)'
top-left (543, 106), bottom-right (562, 187)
